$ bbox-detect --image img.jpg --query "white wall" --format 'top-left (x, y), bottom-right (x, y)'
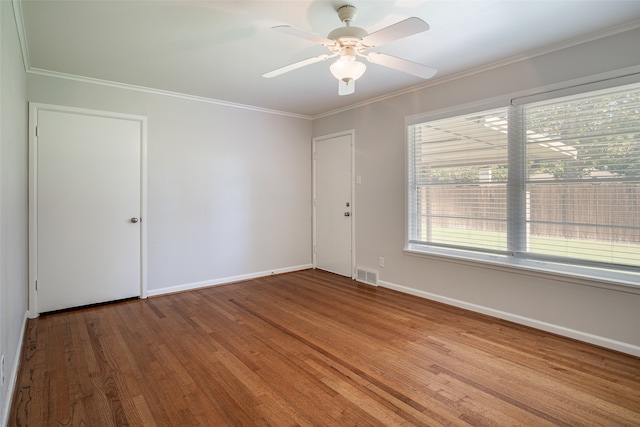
top-left (1, 1), bottom-right (29, 424)
top-left (27, 74), bottom-right (313, 294)
top-left (313, 27), bottom-right (640, 355)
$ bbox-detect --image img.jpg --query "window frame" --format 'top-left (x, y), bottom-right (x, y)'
top-left (405, 81), bottom-right (640, 292)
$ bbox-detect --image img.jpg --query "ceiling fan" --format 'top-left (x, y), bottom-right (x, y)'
top-left (263, 5), bottom-right (437, 96)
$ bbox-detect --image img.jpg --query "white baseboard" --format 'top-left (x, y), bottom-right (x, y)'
top-left (147, 264), bottom-right (313, 297)
top-left (2, 312), bottom-right (28, 427)
top-left (379, 279), bottom-right (640, 357)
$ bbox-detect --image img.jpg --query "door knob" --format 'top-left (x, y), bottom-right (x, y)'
top-left (344, 212), bottom-right (351, 217)
top-left (130, 217), bottom-right (140, 223)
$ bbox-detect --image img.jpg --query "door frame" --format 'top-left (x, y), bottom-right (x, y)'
top-left (28, 103), bottom-right (148, 318)
top-left (312, 130), bottom-right (356, 279)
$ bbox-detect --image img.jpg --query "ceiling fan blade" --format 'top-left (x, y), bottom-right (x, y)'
top-left (272, 25), bottom-right (336, 47)
top-left (362, 17), bottom-right (430, 47)
top-left (338, 79), bottom-right (355, 96)
top-left (367, 52), bottom-right (437, 79)
top-left (263, 54), bottom-right (333, 78)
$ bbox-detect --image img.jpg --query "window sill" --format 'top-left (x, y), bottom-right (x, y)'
top-left (404, 245), bottom-right (640, 295)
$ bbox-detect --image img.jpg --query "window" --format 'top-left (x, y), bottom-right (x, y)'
top-left (408, 82), bottom-right (640, 284)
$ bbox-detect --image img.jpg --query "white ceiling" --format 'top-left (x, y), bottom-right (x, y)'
top-left (18, 1), bottom-right (640, 117)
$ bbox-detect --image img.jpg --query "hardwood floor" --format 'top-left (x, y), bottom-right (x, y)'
top-left (9, 269), bottom-right (640, 426)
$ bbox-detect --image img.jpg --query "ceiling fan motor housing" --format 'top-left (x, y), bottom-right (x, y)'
top-left (327, 26), bottom-right (368, 44)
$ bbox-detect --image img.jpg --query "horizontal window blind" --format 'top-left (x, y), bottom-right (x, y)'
top-left (523, 84), bottom-right (640, 267)
top-left (408, 107), bottom-right (509, 253)
top-left (408, 81), bottom-right (640, 280)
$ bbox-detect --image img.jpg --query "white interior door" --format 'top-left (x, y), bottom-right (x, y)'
top-left (34, 106), bottom-right (144, 313)
top-left (314, 132), bottom-right (353, 277)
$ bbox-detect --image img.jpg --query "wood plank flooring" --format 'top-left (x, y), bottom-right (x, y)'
top-left (9, 269), bottom-right (640, 426)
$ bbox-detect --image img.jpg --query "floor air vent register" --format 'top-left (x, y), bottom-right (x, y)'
top-left (355, 267), bottom-right (378, 286)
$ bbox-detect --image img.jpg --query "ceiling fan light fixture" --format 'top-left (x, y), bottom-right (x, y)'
top-left (330, 57), bottom-right (366, 82)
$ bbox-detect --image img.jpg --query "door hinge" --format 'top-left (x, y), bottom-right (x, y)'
top-left (35, 126), bottom-right (38, 137)
top-left (35, 280), bottom-right (38, 291)
top-left (313, 245), bottom-right (317, 254)
top-left (313, 199), bottom-right (317, 207)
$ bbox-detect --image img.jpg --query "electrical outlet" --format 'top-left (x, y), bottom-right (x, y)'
top-left (378, 257), bottom-right (385, 267)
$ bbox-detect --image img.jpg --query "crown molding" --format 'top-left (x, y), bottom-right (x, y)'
top-left (27, 68), bottom-right (313, 120)
top-left (12, 0), bottom-right (30, 72)
top-left (12, 0), bottom-right (640, 121)
top-left (13, 0), bottom-right (312, 119)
